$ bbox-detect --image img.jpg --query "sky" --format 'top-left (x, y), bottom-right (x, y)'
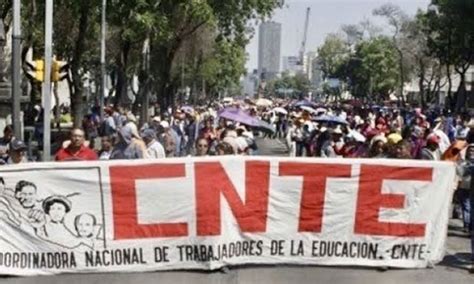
top-left (245, 0), bottom-right (431, 71)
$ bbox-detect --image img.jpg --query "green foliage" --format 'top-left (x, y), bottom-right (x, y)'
top-left (317, 34), bottom-right (350, 80)
top-left (268, 72), bottom-right (311, 97)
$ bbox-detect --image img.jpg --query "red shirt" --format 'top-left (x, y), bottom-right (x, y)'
top-left (55, 145), bottom-right (98, 161)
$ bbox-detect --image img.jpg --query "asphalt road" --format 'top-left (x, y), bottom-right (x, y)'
top-left (1, 137), bottom-right (473, 284)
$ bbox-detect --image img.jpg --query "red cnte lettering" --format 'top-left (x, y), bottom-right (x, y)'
top-left (354, 165), bottom-right (432, 237)
top-left (110, 164), bottom-right (188, 240)
top-left (279, 163), bottom-right (351, 233)
top-left (195, 161), bottom-right (270, 236)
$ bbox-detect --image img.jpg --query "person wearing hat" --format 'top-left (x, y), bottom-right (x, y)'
top-left (420, 134), bottom-right (441, 160)
top-left (5, 139), bottom-right (29, 164)
top-left (158, 120), bottom-right (177, 157)
top-left (56, 128), bottom-right (98, 161)
top-left (141, 128), bottom-right (165, 159)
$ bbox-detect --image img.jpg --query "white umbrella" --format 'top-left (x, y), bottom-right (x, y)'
top-left (272, 107), bottom-right (288, 115)
top-left (300, 106), bottom-right (317, 113)
top-left (256, 98), bottom-right (273, 107)
top-left (348, 130), bottom-right (366, 143)
top-left (315, 107), bottom-right (327, 114)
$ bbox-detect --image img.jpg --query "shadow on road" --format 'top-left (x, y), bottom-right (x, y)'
top-left (439, 253), bottom-right (472, 272)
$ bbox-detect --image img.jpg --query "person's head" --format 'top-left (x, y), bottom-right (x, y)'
top-left (195, 138), bottom-right (209, 157)
top-left (15, 180), bottom-right (37, 209)
top-left (370, 140), bottom-right (386, 157)
top-left (9, 139), bottom-right (27, 164)
top-left (70, 128), bottom-right (86, 149)
top-left (3, 125), bottom-right (13, 142)
top-left (42, 196), bottom-right (71, 223)
top-left (205, 118), bottom-right (213, 128)
top-left (216, 142), bottom-right (235, 156)
top-left (141, 128), bottom-right (156, 145)
top-left (100, 136), bottom-right (112, 151)
top-left (426, 134), bottom-right (440, 151)
top-left (74, 213), bottom-right (97, 238)
top-left (394, 140), bottom-right (412, 159)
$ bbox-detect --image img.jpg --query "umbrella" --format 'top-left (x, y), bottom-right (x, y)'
top-left (256, 98), bottom-right (273, 107)
top-left (348, 130), bottom-right (366, 143)
top-left (293, 100), bottom-right (316, 108)
top-left (300, 106), bottom-right (317, 113)
top-left (272, 107), bottom-right (288, 115)
top-left (222, 97), bottom-right (234, 104)
top-left (313, 114), bottom-right (348, 125)
top-left (218, 107), bottom-right (275, 133)
top-left (180, 106), bottom-right (194, 114)
top-left (315, 107), bottom-right (327, 114)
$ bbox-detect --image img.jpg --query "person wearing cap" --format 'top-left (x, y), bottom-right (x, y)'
top-left (141, 128), bottom-right (165, 159)
top-left (420, 134), bottom-right (441, 160)
top-left (5, 139), bottom-right (29, 164)
top-left (55, 129), bottom-right (98, 161)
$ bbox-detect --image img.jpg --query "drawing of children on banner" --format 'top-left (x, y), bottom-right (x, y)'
top-left (0, 177), bottom-right (104, 251)
top-left (36, 194), bottom-right (104, 250)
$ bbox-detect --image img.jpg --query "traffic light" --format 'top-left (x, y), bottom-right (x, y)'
top-left (34, 59), bottom-right (44, 82)
top-left (25, 58), bottom-right (69, 83)
top-left (51, 59), bottom-right (69, 82)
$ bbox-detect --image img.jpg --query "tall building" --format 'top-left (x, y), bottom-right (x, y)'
top-left (282, 56), bottom-right (302, 76)
top-left (258, 21), bottom-right (282, 81)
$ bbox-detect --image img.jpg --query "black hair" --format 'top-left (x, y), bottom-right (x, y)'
top-left (15, 180), bottom-right (37, 194)
top-left (43, 199), bottom-right (70, 214)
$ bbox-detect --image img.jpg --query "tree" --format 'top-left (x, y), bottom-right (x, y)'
top-left (347, 36), bottom-right (399, 101)
top-left (373, 3), bottom-right (412, 104)
top-left (317, 33), bottom-right (350, 80)
top-left (423, 0), bottom-right (474, 111)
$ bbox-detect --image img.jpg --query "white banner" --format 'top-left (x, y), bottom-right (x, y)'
top-left (0, 157), bottom-right (456, 275)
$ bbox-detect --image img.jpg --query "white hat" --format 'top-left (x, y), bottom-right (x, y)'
top-left (333, 126), bottom-right (343, 135)
top-left (152, 116), bottom-right (161, 122)
top-left (160, 121), bottom-right (170, 129)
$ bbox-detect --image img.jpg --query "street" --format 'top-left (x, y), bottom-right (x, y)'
top-left (0, 137), bottom-right (472, 284)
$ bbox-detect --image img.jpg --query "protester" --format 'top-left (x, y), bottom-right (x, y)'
top-left (141, 128), bottom-right (166, 159)
top-left (195, 138), bottom-right (210, 157)
top-left (55, 129), bottom-right (98, 161)
top-left (5, 139), bottom-right (29, 164)
top-left (110, 125), bottom-right (148, 160)
top-left (97, 136), bottom-right (113, 160)
top-left (0, 125), bottom-right (14, 162)
top-left (421, 134), bottom-right (442, 160)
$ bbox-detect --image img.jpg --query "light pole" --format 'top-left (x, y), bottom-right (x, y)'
top-left (99, 0), bottom-right (107, 122)
top-left (42, 0), bottom-right (53, 161)
top-left (11, 0), bottom-right (21, 139)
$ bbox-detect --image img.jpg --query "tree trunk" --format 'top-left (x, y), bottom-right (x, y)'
top-left (455, 71), bottom-right (467, 111)
top-left (70, 0), bottom-right (91, 128)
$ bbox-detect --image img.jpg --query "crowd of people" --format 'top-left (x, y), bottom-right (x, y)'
top-left (0, 98), bottom-right (474, 266)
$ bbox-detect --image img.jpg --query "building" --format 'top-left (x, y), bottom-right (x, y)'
top-left (242, 70), bottom-right (260, 98)
top-left (258, 21), bottom-right (282, 81)
top-left (282, 56), bottom-right (302, 76)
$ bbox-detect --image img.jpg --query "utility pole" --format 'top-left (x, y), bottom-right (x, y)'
top-left (99, 0), bottom-right (107, 121)
top-left (11, 0), bottom-right (21, 139)
top-left (42, 0), bottom-right (53, 161)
